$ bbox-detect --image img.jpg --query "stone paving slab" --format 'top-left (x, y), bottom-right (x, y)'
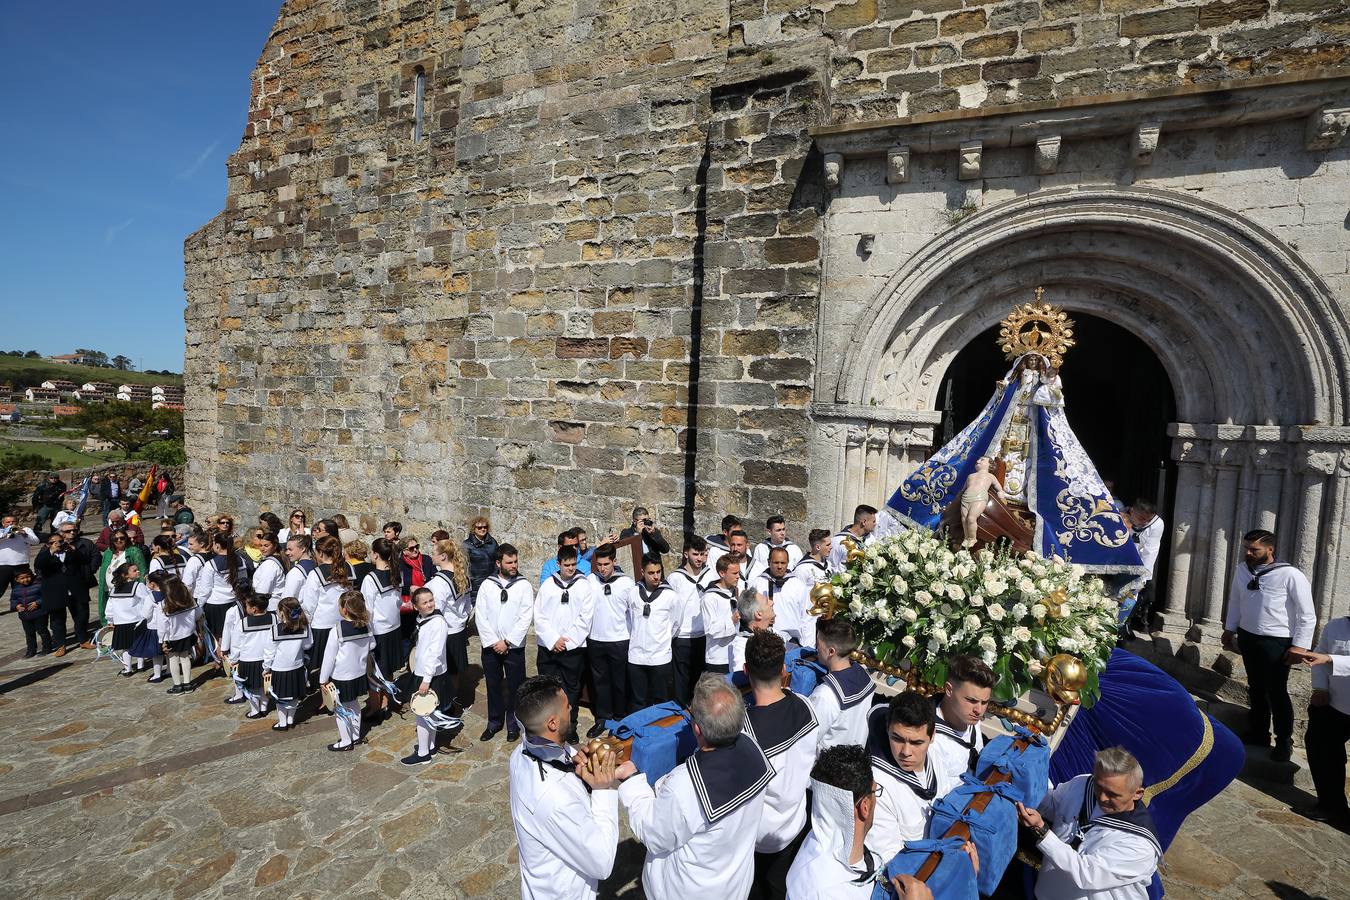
top-left (0, 609), bottom-right (1344, 899)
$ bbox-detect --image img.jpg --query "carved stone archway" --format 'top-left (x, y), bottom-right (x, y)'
top-left (811, 185), bottom-right (1350, 636)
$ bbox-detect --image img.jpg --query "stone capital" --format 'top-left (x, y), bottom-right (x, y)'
top-left (958, 140), bottom-right (982, 180)
top-left (886, 145), bottom-right (910, 185)
top-left (1305, 105), bottom-right (1350, 151)
top-left (1033, 134), bottom-right (1061, 175)
top-left (1132, 122), bottom-right (1161, 166)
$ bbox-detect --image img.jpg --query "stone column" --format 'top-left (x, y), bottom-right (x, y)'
top-left (1200, 457), bottom-right (1240, 636)
top-left (1161, 434), bottom-right (1206, 631)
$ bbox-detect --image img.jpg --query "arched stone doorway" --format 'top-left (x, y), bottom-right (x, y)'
top-left (810, 186), bottom-right (1350, 638)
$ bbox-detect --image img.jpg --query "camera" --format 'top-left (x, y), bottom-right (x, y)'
top-left (643, 518), bottom-right (653, 528)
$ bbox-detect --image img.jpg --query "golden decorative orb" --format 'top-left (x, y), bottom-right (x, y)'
top-left (1042, 653), bottom-right (1088, 705)
top-left (839, 536), bottom-right (857, 554)
top-left (809, 582), bottom-right (836, 616)
top-left (1048, 602), bottom-right (1070, 620)
top-left (849, 649), bottom-right (864, 661)
top-left (847, 547), bottom-right (867, 564)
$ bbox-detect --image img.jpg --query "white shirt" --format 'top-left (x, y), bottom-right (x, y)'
top-left (536, 573), bottom-right (595, 651)
top-left (667, 568), bottom-right (706, 638)
top-left (587, 572), bottom-right (633, 642)
top-left (264, 623), bottom-right (312, 672)
top-left (148, 555), bottom-right (187, 581)
top-left (1035, 774), bottom-right (1161, 900)
top-left (219, 605), bottom-right (243, 656)
top-left (300, 564), bottom-right (355, 630)
top-left (1311, 616), bottom-right (1350, 715)
top-left (705, 536), bottom-right (730, 573)
top-left (106, 583), bottom-right (150, 626)
top-left (475, 575), bottom-right (534, 649)
top-left (792, 556), bottom-right (829, 586)
top-left (627, 582), bottom-right (677, 666)
top-left (153, 602), bottom-right (202, 643)
top-left (743, 691), bottom-right (818, 853)
top-left (230, 612), bottom-right (274, 663)
top-left (0, 527), bottom-right (40, 566)
top-left (867, 751), bottom-right (960, 864)
top-left (930, 707), bottom-right (986, 782)
top-left (809, 664), bottom-right (876, 750)
top-left (412, 612), bottom-right (450, 679)
top-left (748, 539), bottom-right (802, 582)
top-left (280, 559), bottom-right (312, 608)
top-left (52, 510), bottom-right (79, 529)
top-left (753, 571), bottom-right (806, 645)
top-left (1131, 516), bottom-right (1164, 579)
top-left (827, 529), bottom-right (867, 574)
top-left (1224, 561), bottom-right (1316, 647)
top-left (205, 554), bottom-right (252, 607)
top-left (428, 569), bottom-right (471, 633)
top-left (618, 753), bottom-right (767, 900)
top-left (319, 622), bottom-right (374, 683)
top-left (251, 556), bottom-right (287, 610)
top-left (701, 585), bottom-right (739, 666)
top-left (785, 830), bottom-right (876, 900)
top-left (183, 553), bottom-right (213, 604)
top-left (510, 740), bottom-right (619, 900)
top-left (360, 568), bottom-right (403, 636)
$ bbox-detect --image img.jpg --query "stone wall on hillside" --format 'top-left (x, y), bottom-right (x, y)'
top-left (184, 0), bottom-right (1350, 563)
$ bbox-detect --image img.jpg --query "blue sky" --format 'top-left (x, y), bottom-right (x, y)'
top-left (0, 1), bottom-right (283, 372)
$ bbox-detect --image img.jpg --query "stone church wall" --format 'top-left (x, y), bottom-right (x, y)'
top-left (185, 0), bottom-right (1350, 566)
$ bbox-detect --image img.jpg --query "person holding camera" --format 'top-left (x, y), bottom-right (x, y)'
top-left (34, 529), bottom-right (96, 655)
top-left (1, 515), bottom-right (41, 604)
top-left (620, 506), bottom-right (670, 559)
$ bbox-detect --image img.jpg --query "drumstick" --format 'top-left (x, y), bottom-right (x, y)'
top-left (914, 736), bottom-right (1030, 882)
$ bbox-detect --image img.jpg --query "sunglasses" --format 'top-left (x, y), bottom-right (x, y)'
top-left (474, 525), bottom-right (488, 530)
top-left (405, 544), bottom-right (419, 551)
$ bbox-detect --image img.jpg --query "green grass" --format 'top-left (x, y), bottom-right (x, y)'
top-left (0, 438), bottom-right (124, 468)
top-left (0, 356), bottom-right (182, 390)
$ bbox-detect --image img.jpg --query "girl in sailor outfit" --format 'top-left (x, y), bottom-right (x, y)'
top-left (203, 531), bottom-right (253, 651)
top-left (362, 537), bottom-right (406, 722)
top-left (626, 554), bottom-right (678, 711)
top-left (1016, 747), bottom-right (1162, 900)
top-left (147, 534), bottom-right (188, 581)
top-left (863, 693), bottom-right (963, 865)
top-left (264, 596), bottom-right (312, 731)
top-left (701, 553), bottom-right (742, 675)
top-left (318, 589), bottom-right (376, 751)
top-left (809, 618), bottom-right (876, 750)
top-left (131, 570), bottom-right (170, 683)
top-left (402, 587), bottom-right (451, 766)
top-left (228, 591), bottom-right (275, 720)
top-left (428, 538), bottom-right (472, 717)
top-left (251, 531), bottom-right (288, 613)
top-left (105, 562), bottom-right (151, 677)
top-left (300, 535), bottom-right (355, 685)
top-left (217, 582), bottom-right (250, 706)
top-left (153, 575), bottom-right (202, 694)
top-left (280, 534), bottom-right (315, 611)
top-left (182, 531), bottom-right (214, 647)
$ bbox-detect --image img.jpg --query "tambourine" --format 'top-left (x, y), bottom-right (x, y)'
top-left (221, 657), bottom-right (237, 680)
top-left (95, 625), bottom-right (115, 651)
top-left (321, 681), bottom-right (339, 710)
top-left (263, 671), bottom-right (272, 697)
top-left (409, 690), bottom-right (439, 716)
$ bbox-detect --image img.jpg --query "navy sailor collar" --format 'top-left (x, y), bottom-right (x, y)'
top-left (110, 584), bottom-right (139, 598)
top-left (550, 573), bottom-right (583, 590)
top-left (1083, 802), bottom-right (1162, 856)
top-left (705, 534), bottom-right (729, 550)
top-left (243, 613), bottom-right (273, 631)
top-left (823, 663), bottom-right (875, 709)
top-left (637, 581), bottom-right (671, 602)
top-left (743, 692), bottom-right (817, 758)
top-left (487, 574), bottom-right (524, 590)
top-left (271, 620), bottom-right (309, 640)
top-left (316, 562), bottom-right (352, 586)
top-left (416, 610), bottom-right (445, 628)
top-left (685, 734), bottom-right (774, 824)
top-left (794, 558), bottom-right (826, 572)
top-left (867, 706), bottom-right (938, 798)
top-left (669, 567), bottom-right (707, 587)
top-left (338, 619), bottom-right (370, 641)
top-left (294, 558), bottom-right (316, 574)
top-left (366, 567), bottom-right (398, 591)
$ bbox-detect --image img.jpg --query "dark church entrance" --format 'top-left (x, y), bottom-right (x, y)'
top-left (936, 313), bottom-right (1177, 594)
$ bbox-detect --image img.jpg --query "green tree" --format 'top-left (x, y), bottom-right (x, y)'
top-left (23, 350), bottom-right (40, 358)
top-left (138, 439), bottom-right (186, 466)
top-left (111, 355), bottom-right (133, 371)
top-left (75, 348), bottom-right (109, 367)
top-left (71, 401), bottom-right (183, 459)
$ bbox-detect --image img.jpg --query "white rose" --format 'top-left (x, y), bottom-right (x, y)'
top-left (877, 607), bottom-right (892, 623)
top-left (924, 561), bottom-right (938, 575)
top-left (1018, 578), bottom-right (1036, 594)
top-left (833, 585), bottom-right (844, 598)
top-left (901, 607), bottom-right (918, 623)
top-left (849, 600), bottom-right (864, 615)
top-left (978, 635), bottom-right (997, 652)
top-left (902, 635), bottom-right (917, 649)
top-left (839, 571), bottom-right (853, 585)
top-left (931, 627), bottom-right (948, 645)
top-left (1057, 635), bottom-right (1078, 651)
top-left (902, 562), bottom-right (917, 574)
top-left (947, 584), bottom-right (965, 601)
top-left (1031, 603), bottom-right (1047, 620)
top-left (988, 603), bottom-right (1006, 621)
top-left (892, 576), bottom-right (908, 593)
top-left (860, 573), bottom-right (874, 590)
top-left (968, 594), bottom-right (985, 607)
top-left (874, 598), bottom-right (887, 609)
top-left (1011, 602), bottom-right (1028, 619)
top-left (1012, 626), bottom-right (1032, 643)
top-left (874, 556), bottom-right (888, 570)
top-left (1029, 659), bottom-right (1045, 676)
top-left (989, 579), bottom-right (1008, 595)
top-left (915, 590), bottom-right (933, 606)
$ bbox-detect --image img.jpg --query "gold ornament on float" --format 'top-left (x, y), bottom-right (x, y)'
top-left (998, 288), bottom-right (1076, 368)
top-left (1042, 653), bottom-right (1089, 705)
top-left (809, 582), bottom-right (838, 618)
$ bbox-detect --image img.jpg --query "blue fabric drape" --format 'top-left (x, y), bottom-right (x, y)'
top-left (871, 837), bottom-right (977, 900)
top-left (605, 701), bottom-right (698, 786)
top-left (927, 774), bottom-right (1022, 897)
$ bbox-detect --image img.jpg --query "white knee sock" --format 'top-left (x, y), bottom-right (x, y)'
top-left (247, 694), bottom-right (261, 715)
top-left (283, 701), bottom-right (297, 726)
top-left (417, 720), bottom-right (434, 756)
top-left (121, 651), bottom-right (131, 673)
top-left (152, 658), bottom-right (163, 679)
top-left (172, 653), bottom-right (191, 684)
top-left (230, 677), bottom-right (244, 700)
top-left (275, 704), bottom-right (287, 726)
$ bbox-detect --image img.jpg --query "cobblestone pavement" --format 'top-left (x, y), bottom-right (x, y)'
top-left (0, 610), bottom-right (1344, 899)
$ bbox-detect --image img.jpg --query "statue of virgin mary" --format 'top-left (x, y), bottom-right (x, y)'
top-left (886, 300), bottom-right (1148, 589)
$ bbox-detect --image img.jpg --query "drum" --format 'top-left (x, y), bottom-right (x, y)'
top-left (321, 681), bottom-right (340, 711)
top-left (409, 690), bottom-right (439, 716)
top-left (263, 671), bottom-right (273, 698)
top-left (95, 625), bottom-right (115, 652)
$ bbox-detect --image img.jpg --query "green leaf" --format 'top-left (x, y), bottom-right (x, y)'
top-left (1080, 665), bottom-right (1101, 709)
top-left (993, 655), bottom-right (1018, 702)
top-left (875, 640), bottom-right (896, 666)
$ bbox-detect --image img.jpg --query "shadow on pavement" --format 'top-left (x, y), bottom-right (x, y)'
top-left (0, 662), bottom-right (73, 694)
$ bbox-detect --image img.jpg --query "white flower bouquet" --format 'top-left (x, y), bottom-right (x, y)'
top-left (832, 528), bottom-right (1117, 706)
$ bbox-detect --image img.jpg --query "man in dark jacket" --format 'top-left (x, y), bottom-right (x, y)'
top-left (34, 530), bottom-right (96, 655)
top-left (171, 496), bottom-right (194, 525)
top-left (619, 506), bottom-right (670, 558)
top-left (463, 517), bottom-right (498, 595)
top-left (31, 473), bottom-right (67, 536)
top-left (99, 474), bottom-right (123, 524)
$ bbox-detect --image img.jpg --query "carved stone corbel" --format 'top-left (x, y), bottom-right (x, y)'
top-left (824, 153), bottom-right (844, 190)
top-left (958, 141), bottom-right (982, 181)
top-left (1305, 105), bottom-right (1350, 151)
top-left (887, 145), bottom-right (910, 185)
top-left (1034, 135), bottom-right (1061, 175)
top-left (1132, 122), bottom-right (1161, 166)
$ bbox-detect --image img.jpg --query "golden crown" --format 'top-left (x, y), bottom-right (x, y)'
top-left (998, 288), bottom-right (1076, 368)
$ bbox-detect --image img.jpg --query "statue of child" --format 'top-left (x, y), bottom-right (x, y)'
top-left (959, 456), bottom-right (1006, 548)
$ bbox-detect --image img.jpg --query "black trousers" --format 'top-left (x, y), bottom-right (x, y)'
top-left (627, 661), bottom-right (672, 713)
top-left (482, 646), bottom-right (526, 730)
top-left (588, 639), bottom-right (629, 723)
top-left (537, 646), bottom-right (586, 733)
top-left (49, 594), bottom-right (91, 646)
top-left (1238, 628), bottom-right (1295, 743)
top-left (21, 616), bottom-right (53, 654)
top-left (1129, 580), bottom-right (1156, 630)
top-left (1305, 703), bottom-right (1350, 814)
top-left (671, 635), bottom-right (706, 705)
top-left (749, 823), bottom-right (809, 900)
